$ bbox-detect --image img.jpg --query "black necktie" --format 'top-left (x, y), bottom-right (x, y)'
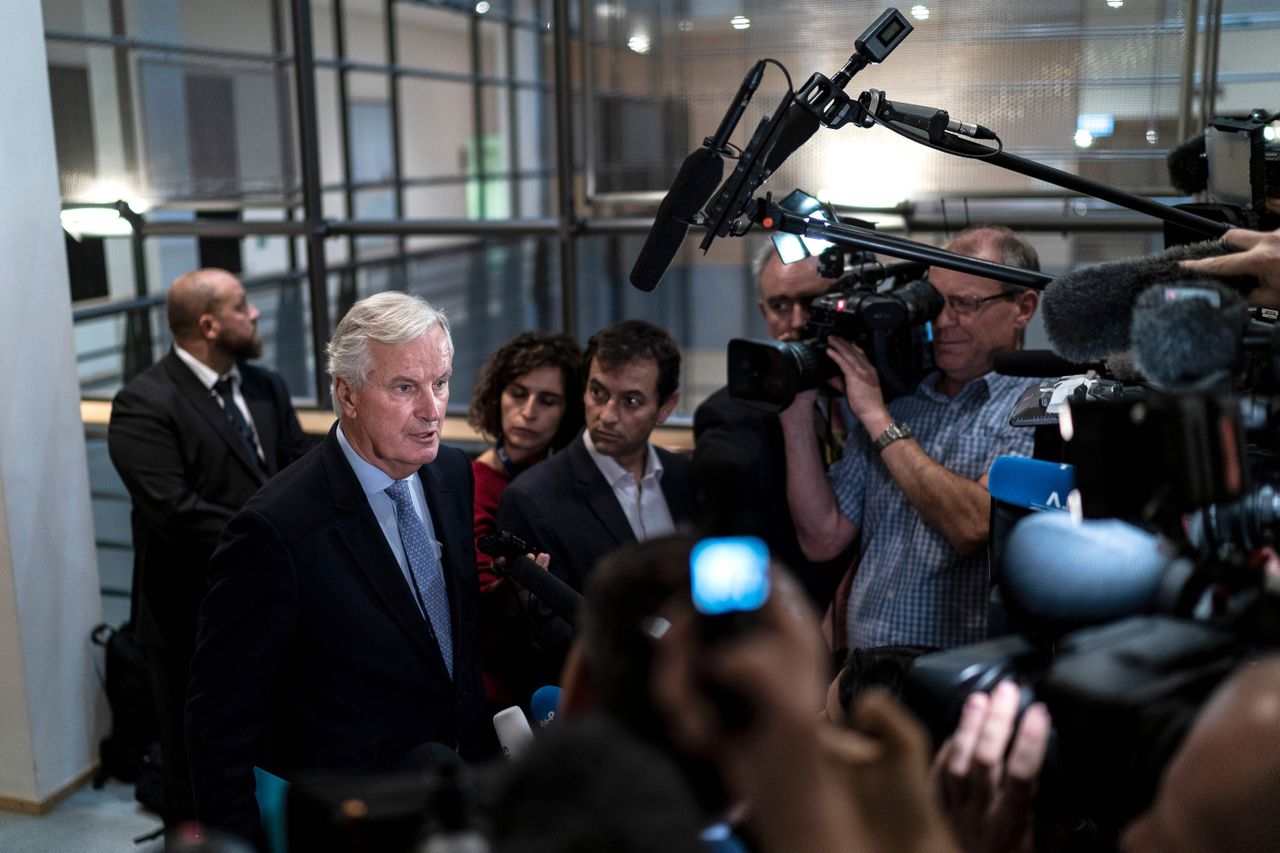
top-left (213, 376), bottom-right (266, 476)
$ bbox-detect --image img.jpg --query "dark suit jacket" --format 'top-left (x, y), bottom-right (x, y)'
top-left (496, 435), bottom-right (695, 660)
top-left (185, 428), bottom-right (489, 843)
top-left (107, 350), bottom-right (311, 654)
top-left (692, 387), bottom-right (854, 612)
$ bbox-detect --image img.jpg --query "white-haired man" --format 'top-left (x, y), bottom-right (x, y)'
top-left (186, 292), bottom-right (490, 846)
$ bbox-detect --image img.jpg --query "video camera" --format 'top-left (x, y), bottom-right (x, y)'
top-left (909, 299), bottom-right (1280, 838)
top-left (1167, 109), bottom-right (1280, 243)
top-left (726, 276), bottom-right (941, 414)
top-left (725, 193), bottom-right (942, 414)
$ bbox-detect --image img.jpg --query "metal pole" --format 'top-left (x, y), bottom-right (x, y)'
top-left (1201, 0), bottom-right (1222, 125)
top-left (470, 14), bottom-right (488, 221)
top-left (270, 0), bottom-right (298, 202)
top-left (1177, 0), bottom-right (1200, 143)
top-left (109, 0), bottom-right (152, 378)
top-left (334, 0), bottom-right (360, 318)
top-left (551, 0), bottom-right (578, 337)
top-left (385, 0), bottom-right (408, 261)
top-left (290, 0), bottom-right (333, 405)
top-left (123, 211), bottom-right (154, 379)
top-left (579, 0), bottom-right (596, 204)
top-left (504, 12), bottom-right (522, 216)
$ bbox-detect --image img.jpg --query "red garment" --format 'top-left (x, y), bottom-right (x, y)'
top-left (473, 460), bottom-right (512, 593)
top-left (472, 458), bottom-right (542, 705)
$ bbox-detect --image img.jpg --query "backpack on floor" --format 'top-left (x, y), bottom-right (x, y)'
top-left (91, 621), bottom-right (160, 792)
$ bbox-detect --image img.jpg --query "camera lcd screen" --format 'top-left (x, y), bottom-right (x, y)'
top-left (690, 536), bottom-right (770, 616)
top-left (1206, 126), bottom-right (1258, 210)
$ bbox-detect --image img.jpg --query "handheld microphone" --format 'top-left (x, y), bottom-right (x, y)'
top-left (493, 706), bottom-right (534, 760)
top-left (858, 89), bottom-right (997, 143)
top-left (988, 456), bottom-right (1076, 512)
top-left (1041, 239), bottom-right (1250, 362)
top-left (629, 62), bottom-right (765, 293)
top-left (478, 532), bottom-right (584, 627)
top-left (1001, 512), bottom-right (1182, 639)
top-left (529, 685), bottom-right (561, 730)
top-left (1129, 282), bottom-right (1246, 390)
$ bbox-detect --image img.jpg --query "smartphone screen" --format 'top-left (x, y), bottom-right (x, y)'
top-left (690, 536), bottom-right (771, 616)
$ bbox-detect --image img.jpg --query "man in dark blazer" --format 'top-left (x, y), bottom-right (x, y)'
top-left (692, 244), bottom-right (855, 617)
top-left (498, 320), bottom-right (695, 669)
top-left (108, 268), bottom-right (310, 827)
top-left (186, 291), bottom-right (490, 846)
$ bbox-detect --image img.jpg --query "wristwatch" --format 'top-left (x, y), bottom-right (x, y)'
top-left (872, 420), bottom-right (913, 454)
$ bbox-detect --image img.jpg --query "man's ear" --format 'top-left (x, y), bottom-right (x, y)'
top-left (1012, 289), bottom-right (1039, 332)
top-left (333, 376), bottom-right (359, 419)
top-left (656, 389), bottom-right (680, 425)
top-left (197, 313), bottom-right (219, 341)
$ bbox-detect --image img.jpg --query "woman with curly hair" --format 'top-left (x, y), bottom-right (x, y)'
top-left (468, 330), bottom-right (584, 706)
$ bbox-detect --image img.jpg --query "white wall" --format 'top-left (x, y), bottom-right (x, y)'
top-left (0, 0), bottom-right (104, 807)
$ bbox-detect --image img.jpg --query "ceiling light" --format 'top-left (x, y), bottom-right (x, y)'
top-left (910, 5), bottom-right (930, 20)
top-left (730, 15), bottom-right (750, 30)
top-left (474, 0), bottom-right (490, 13)
top-left (1106, 0), bottom-right (1124, 7)
top-left (1074, 129), bottom-right (1094, 148)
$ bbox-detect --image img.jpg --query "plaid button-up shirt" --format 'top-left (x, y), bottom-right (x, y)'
top-left (828, 370), bottom-right (1035, 649)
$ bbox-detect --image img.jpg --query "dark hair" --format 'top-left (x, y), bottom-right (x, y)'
top-left (583, 320), bottom-right (681, 405)
top-left (489, 717), bottom-right (705, 853)
top-left (578, 534), bottom-right (728, 815)
top-left (835, 644), bottom-right (937, 722)
top-left (467, 331), bottom-right (584, 450)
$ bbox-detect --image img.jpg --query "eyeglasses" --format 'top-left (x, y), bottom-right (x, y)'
top-left (942, 291), bottom-right (1018, 316)
top-left (762, 294), bottom-right (820, 317)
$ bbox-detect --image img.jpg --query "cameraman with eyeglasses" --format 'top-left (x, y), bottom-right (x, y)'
top-left (778, 225), bottom-right (1042, 651)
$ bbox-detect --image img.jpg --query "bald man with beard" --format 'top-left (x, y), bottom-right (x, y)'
top-left (108, 268), bottom-right (311, 827)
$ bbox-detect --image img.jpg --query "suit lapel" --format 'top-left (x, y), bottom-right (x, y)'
top-left (163, 351), bottom-right (266, 485)
top-left (322, 433), bottom-right (440, 668)
top-left (568, 440), bottom-right (635, 547)
top-left (657, 448), bottom-right (694, 523)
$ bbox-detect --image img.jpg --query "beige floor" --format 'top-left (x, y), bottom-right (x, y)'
top-left (0, 779), bottom-right (163, 853)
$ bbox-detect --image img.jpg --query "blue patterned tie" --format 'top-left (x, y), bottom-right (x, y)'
top-left (385, 479), bottom-right (454, 678)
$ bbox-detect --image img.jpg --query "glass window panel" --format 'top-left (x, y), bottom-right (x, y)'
top-left (399, 78), bottom-right (477, 182)
top-left (343, 0), bottom-right (387, 64)
top-left (477, 19), bottom-right (506, 78)
top-left (396, 3), bottom-right (472, 73)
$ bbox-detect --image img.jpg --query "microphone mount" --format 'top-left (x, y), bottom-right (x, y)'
top-left (752, 196), bottom-right (1055, 289)
top-left (843, 86), bottom-right (1230, 240)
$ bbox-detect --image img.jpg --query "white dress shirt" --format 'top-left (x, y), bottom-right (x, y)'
top-left (335, 423), bottom-right (441, 617)
top-left (174, 344), bottom-right (264, 461)
top-left (582, 431), bottom-right (675, 541)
